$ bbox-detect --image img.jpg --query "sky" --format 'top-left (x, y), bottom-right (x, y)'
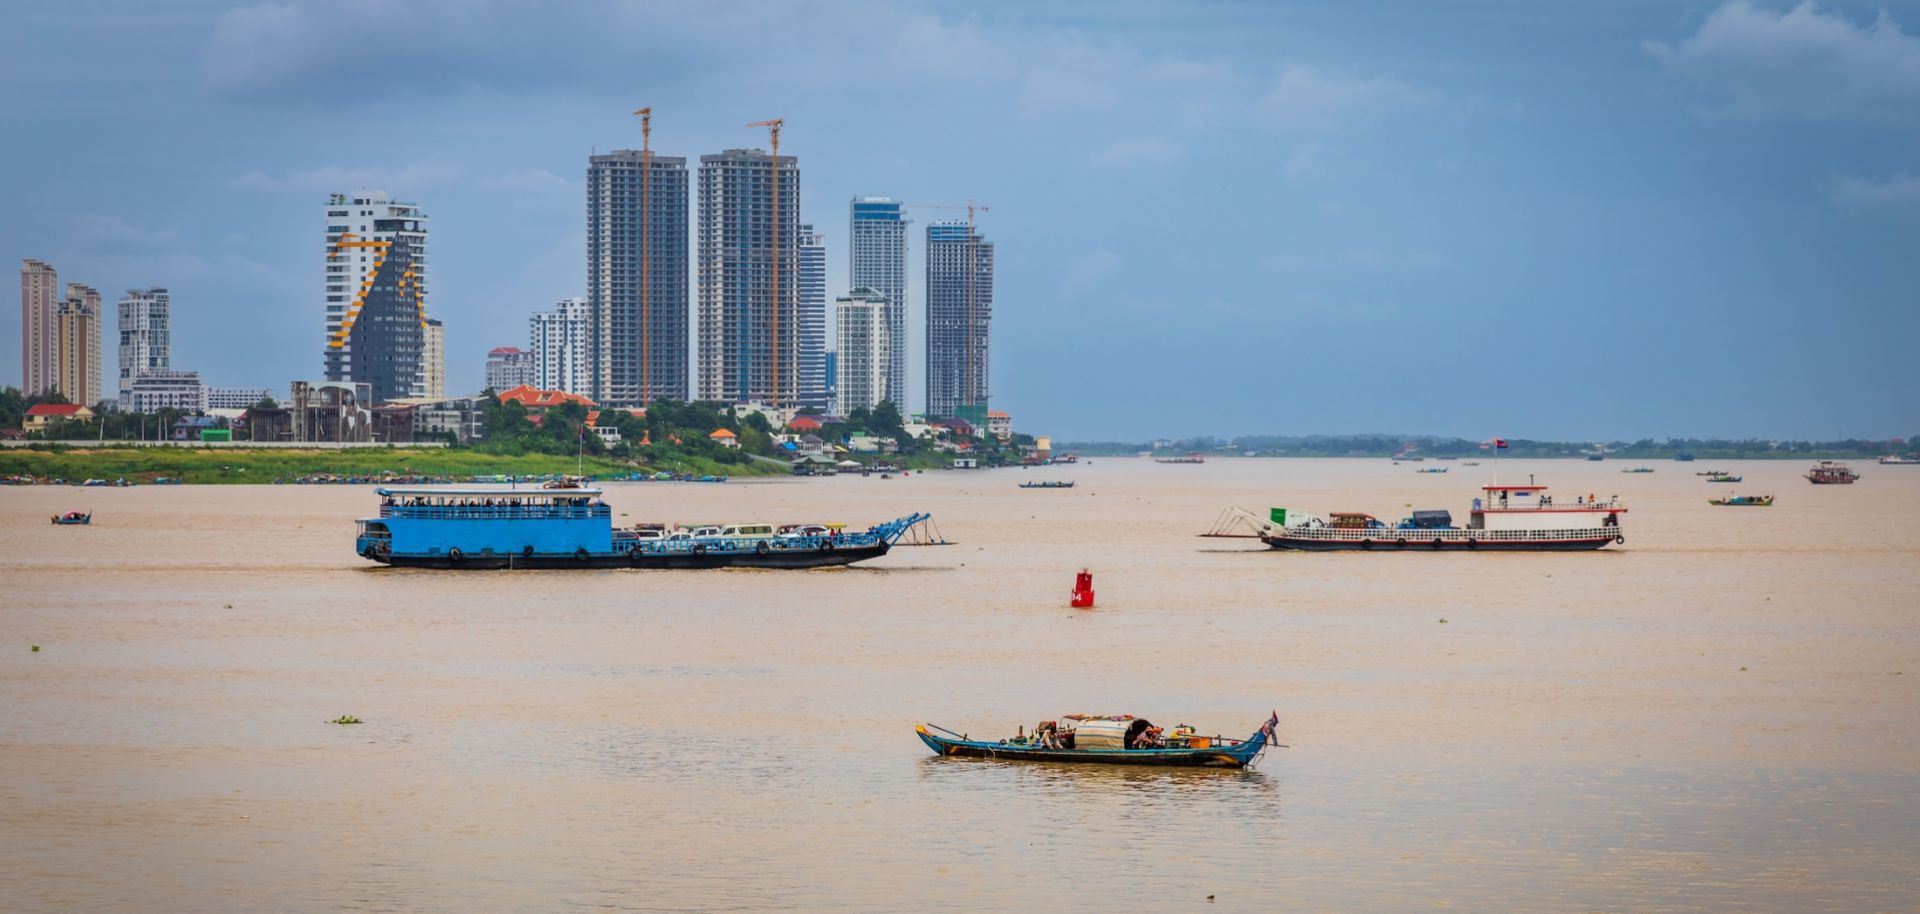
top-left (2, 0), bottom-right (1916, 441)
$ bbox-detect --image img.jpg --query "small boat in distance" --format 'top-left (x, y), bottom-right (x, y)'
top-left (1806, 461), bottom-right (1860, 484)
top-left (1706, 474), bottom-right (1743, 483)
top-left (50, 510), bottom-right (91, 525)
top-left (1621, 467), bottom-right (1655, 474)
top-left (1416, 467), bottom-right (1449, 474)
top-left (1695, 470), bottom-right (1729, 476)
top-left (1675, 452), bottom-right (1696, 462)
top-left (1709, 494), bottom-right (1773, 506)
top-left (1018, 481), bottom-right (1075, 489)
top-left (916, 712), bottom-right (1280, 769)
top-left (1880, 455), bottom-right (1920, 465)
top-left (1154, 453), bottom-right (1206, 464)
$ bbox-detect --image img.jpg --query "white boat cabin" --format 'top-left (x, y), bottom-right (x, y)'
top-left (1470, 485), bottom-right (1624, 531)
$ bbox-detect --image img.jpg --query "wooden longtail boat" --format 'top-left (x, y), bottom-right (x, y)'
top-left (1018, 481), bottom-right (1075, 489)
top-left (50, 511), bottom-right (91, 525)
top-left (1706, 474), bottom-right (1743, 483)
top-left (1709, 494), bottom-right (1773, 506)
top-left (915, 713), bottom-right (1280, 769)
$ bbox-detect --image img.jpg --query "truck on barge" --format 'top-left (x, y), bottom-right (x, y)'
top-left (1230, 483), bottom-right (1626, 551)
top-left (354, 486), bottom-right (927, 569)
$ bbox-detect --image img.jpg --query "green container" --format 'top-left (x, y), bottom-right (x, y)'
top-left (1269, 507), bottom-right (1286, 525)
top-left (199, 429), bottom-right (232, 442)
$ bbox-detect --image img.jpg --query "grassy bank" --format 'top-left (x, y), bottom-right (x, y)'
top-left (0, 445), bottom-right (778, 484)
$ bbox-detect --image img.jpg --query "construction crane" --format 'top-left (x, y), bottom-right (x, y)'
top-left (634, 106), bottom-right (653, 403)
top-left (748, 118), bottom-right (786, 408)
top-left (909, 199), bottom-right (991, 414)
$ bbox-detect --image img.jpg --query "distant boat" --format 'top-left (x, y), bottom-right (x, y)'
top-left (1709, 494), bottom-right (1773, 506)
top-left (1706, 474), bottom-right (1743, 483)
top-left (1415, 467), bottom-right (1448, 474)
top-left (1675, 452), bottom-right (1696, 462)
top-left (1586, 454), bottom-right (1605, 461)
top-left (1154, 453), bottom-right (1206, 464)
top-left (1621, 467), bottom-right (1655, 474)
top-left (916, 713), bottom-right (1280, 769)
top-left (1878, 455), bottom-right (1918, 465)
top-left (1018, 481), bottom-right (1075, 489)
top-left (1806, 461), bottom-right (1860, 485)
top-left (50, 510), bottom-right (91, 525)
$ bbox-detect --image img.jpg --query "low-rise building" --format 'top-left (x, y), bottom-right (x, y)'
top-left (125, 370), bottom-right (207, 413)
top-left (986, 410), bottom-right (1011, 440)
top-left (207, 387), bottom-right (271, 410)
top-left (23, 403), bottom-right (95, 431)
top-left (709, 428), bottom-right (739, 449)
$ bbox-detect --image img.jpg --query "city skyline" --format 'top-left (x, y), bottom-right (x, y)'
top-left (3, 1), bottom-right (1917, 439)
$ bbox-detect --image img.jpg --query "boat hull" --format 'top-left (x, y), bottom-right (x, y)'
top-left (916, 727), bottom-right (1266, 768)
top-left (362, 543), bottom-right (891, 570)
top-left (1261, 533), bottom-right (1619, 551)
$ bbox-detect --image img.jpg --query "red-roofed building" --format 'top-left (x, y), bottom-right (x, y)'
top-left (709, 427), bottom-right (740, 449)
top-left (986, 410), bottom-right (1011, 440)
top-left (496, 384), bottom-right (596, 409)
top-left (24, 403), bottom-right (94, 431)
top-left (787, 415), bottom-right (823, 432)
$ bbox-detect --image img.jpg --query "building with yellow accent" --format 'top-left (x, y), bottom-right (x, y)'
top-left (55, 283), bottom-right (103, 406)
top-left (323, 191), bottom-right (430, 403)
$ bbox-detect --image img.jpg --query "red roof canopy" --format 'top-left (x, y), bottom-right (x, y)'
top-left (496, 384), bottom-right (595, 408)
top-left (25, 403), bottom-right (86, 417)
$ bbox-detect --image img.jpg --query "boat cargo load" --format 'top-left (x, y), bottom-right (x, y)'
top-left (1408, 510), bottom-right (1453, 529)
top-left (1068, 716), bottom-right (1155, 750)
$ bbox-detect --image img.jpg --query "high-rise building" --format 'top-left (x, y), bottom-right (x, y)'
top-left (323, 191), bottom-right (429, 403)
top-left (587, 150), bottom-right (689, 404)
top-left (796, 225), bottom-right (828, 410)
top-left (21, 260), bottom-right (60, 396)
top-left (835, 286), bottom-right (889, 416)
top-left (485, 346), bottom-right (535, 392)
top-left (117, 288), bottom-right (171, 404)
top-left (530, 297), bottom-right (592, 395)
top-left (925, 221), bottom-right (994, 420)
top-left (849, 197), bottom-right (908, 406)
top-left (56, 283), bottom-right (103, 406)
top-left (697, 148), bottom-right (800, 405)
top-left (422, 318), bottom-right (446, 399)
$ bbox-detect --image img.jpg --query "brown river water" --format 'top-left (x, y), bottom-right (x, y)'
top-left (3, 458), bottom-right (1917, 912)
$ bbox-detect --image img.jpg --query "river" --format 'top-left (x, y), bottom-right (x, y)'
top-left (3, 458), bottom-right (1916, 911)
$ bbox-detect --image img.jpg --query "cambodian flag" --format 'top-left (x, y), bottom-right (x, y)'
top-left (1495, 438), bottom-right (1509, 449)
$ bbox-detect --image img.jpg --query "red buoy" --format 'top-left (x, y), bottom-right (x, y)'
top-left (1071, 569), bottom-right (1095, 608)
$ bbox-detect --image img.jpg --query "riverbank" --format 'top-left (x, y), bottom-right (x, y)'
top-left (0, 445), bottom-right (779, 484)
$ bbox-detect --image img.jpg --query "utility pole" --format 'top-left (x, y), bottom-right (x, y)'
top-left (634, 106), bottom-right (653, 405)
top-left (748, 118), bottom-right (785, 409)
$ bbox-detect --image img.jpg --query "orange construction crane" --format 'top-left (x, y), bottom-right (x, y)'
top-left (909, 199), bottom-right (991, 411)
top-left (748, 118), bottom-right (786, 408)
top-left (634, 106), bottom-right (653, 403)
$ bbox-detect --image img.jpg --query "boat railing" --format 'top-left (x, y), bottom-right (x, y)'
top-left (379, 504), bottom-right (610, 520)
top-left (630, 513), bottom-right (931, 556)
top-left (1474, 496), bottom-right (1624, 511)
top-left (1273, 525), bottom-right (1616, 543)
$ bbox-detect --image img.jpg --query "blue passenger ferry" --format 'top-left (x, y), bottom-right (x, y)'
top-left (355, 486), bottom-right (928, 569)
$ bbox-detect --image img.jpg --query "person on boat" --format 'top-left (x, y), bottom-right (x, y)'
top-left (1132, 725), bottom-right (1164, 749)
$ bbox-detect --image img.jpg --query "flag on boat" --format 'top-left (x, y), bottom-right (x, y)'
top-left (1261, 711), bottom-right (1279, 738)
top-left (1495, 438), bottom-right (1509, 449)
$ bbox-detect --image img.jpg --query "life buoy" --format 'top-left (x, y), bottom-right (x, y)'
top-left (1615, 535), bottom-right (1626, 545)
top-left (692, 544), bottom-right (707, 556)
top-left (1466, 539), bottom-right (1478, 549)
top-left (1431, 539), bottom-right (1443, 548)
top-left (449, 547), bottom-right (464, 562)
top-left (1395, 538), bottom-right (1408, 547)
top-left (820, 540), bottom-right (834, 551)
top-left (1360, 539), bottom-right (1373, 550)
top-left (575, 547), bottom-right (590, 562)
top-left (755, 542), bottom-right (771, 556)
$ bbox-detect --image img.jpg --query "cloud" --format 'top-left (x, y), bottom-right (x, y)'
top-left (1833, 172), bottom-right (1920, 206)
top-left (231, 162), bottom-right (466, 193)
top-left (1263, 249), bottom-right (1447, 273)
top-left (1060, 249), bottom-right (1122, 296)
top-left (481, 169), bottom-right (569, 190)
top-left (1645, 1), bottom-right (1920, 124)
top-left (1282, 144), bottom-right (1321, 179)
top-left (1090, 138), bottom-right (1186, 169)
top-left (1257, 64), bottom-right (1433, 129)
top-left (69, 214), bottom-right (190, 254)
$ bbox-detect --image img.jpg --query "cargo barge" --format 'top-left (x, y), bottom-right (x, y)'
top-left (1231, 483), bottom-right (1626, 551)
top-left (354, 486), bottom-right (927, 569)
